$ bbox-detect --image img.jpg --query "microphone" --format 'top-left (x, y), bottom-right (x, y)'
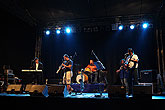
top-left (91, 50), bottom-right (94, 55)
top-left (75, 52), bottom-right (77, 56)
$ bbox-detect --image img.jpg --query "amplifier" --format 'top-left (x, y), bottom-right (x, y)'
top-left (140, 70), bottom-right (157, 83)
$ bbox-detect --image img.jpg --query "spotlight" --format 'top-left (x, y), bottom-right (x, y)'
top-left (142, 23), bottom-right (149, 29)
top-left (130, 25), bottom-right (135, 30)
top-left (56, 29), bottom-right (61, 34)
top-left (45, 30), bottom-right (50, 35)
top-left (65, 27), bottom-right (71, 33)
top-left (118, 25), bottom-right (123, 30)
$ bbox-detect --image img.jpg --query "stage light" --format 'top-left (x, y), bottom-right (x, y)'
top-left (65, 27), bottom-right (71, 33)
top-left (45, 30), bottom-right (50, 35)
top-left (118, 25), bottom-right (123, 30)
top-left (130, 25), bottom-right (135, 30)
top-left (142, 23), bottom-right (149, 29)
top-left (56, 29), bottom-right (61, 34)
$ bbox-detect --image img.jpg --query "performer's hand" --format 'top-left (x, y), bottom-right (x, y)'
top-left (62, 64), bottom-right (66, 69)
top-left (116, 70), bottom-right (120, 73)
top-left (62, 63), bottom-right (64, 66)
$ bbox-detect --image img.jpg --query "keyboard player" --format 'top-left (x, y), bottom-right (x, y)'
top-left (31, 57), bottom-right (43, 70)
top-left (30, 57), bottom-right (43, 84)
top-left (20, 57), bottom-right (43, 85)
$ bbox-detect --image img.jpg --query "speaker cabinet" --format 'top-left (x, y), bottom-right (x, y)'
top-left (28, 85), bottom-right (48, 97)
top-left (140, 70), bottom-right (157, 83)
top-left (6, 84), bottom-right (22, 93)
top-left (133, 85), bottom-right (152, 98)
top-left (107, 85), bottom-right (126, 98)
top-left (48, 84), bottom-right (65, 97)
top-left (24, 84), bottom-right (33, 92)
top-left (108, 85), bottom-right (152, 98)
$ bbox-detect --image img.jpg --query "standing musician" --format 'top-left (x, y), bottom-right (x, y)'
top-left (31, 57), bottom-right (43, 84)
top-left (31, 57), bottom-right (43, 70)
top-left (85, 59), bottom-right (98, 83)
top-left (125, 48), bottom-right (139, 97)
top-left (116, 59), bottom-right (129, 89)
top-left (57, 54), bottom-right (74, 94)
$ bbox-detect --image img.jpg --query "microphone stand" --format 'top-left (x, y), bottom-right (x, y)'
top-left (91, 50), bottom-right (105, 70)
top-left (91, 50), bottom-right (105, 98)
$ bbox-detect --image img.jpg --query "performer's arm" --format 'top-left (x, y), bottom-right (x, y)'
top-left (65, 64), bottom-right (72, 69)
top-left (86, 65), bottom-right (90, 68)
top-left (62, 63), bottom-right (72, 69)
top-left (116, 65), bottom-right (123, 73)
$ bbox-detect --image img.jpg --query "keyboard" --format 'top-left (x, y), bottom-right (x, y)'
top-left (21, 70), bottom-right (42, 72)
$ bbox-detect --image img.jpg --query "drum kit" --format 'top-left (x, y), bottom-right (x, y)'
top-left (76, 67), bottom-right (92, 84)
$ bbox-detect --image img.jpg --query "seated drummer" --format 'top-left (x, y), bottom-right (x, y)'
top-left (85, 60), bottom-right (98, 83)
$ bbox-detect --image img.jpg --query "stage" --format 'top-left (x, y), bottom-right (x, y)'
top-left (0, 83), bottom-right (165, 106)
top-left (0, 92), bottom-right (165, 107)
top-left (0, 83), bottom-right (165, 107)
top-left (0, 92), bottom-right (165, 99)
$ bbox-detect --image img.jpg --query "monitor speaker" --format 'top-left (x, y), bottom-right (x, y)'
top-left (48, 84), bottom-right (65, 97)
top-left (108, 85), bottom-right (152, 98)
top-left (6, 84), bottom-right (22, 93)
top-left (28, 85), bottom-right (49, 97)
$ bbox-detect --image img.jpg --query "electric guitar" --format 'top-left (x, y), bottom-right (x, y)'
top-left (124, 55), bottom-right (134, 71)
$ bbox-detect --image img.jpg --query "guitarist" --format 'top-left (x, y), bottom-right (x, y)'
top-left (125, 48), bottom-right (139, 97)
top-left (116, 59), bottom-right (129, 89)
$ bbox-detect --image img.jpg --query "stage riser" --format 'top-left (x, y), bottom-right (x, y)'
top-left (71, 83), bottom-right (104, 93)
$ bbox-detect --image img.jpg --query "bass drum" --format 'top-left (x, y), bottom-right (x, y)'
top-left (76, 74), bottom-right (88, 84)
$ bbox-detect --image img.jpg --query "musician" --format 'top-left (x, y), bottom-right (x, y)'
top-left (31, 57), bottom-right (43, 84)
top-left (85, 60), bottom-right (98, 83)
top-left (116, 59), bottom-right (128, 89)
top-left (125, 48), bottom-right (139, 97)
top-left (61, 54), bottom-right (74, 93)
top-left (31, 57), bottom-right (43, 70)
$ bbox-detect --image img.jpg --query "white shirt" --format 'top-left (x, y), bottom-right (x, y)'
top-left (125, 54), bottom-right (139, 69)
top-left (36, 63), bottom-right (39, 70)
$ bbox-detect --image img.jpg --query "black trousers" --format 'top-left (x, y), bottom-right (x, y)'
top-left (33, 72), bottom-right (43, 84)
top-left (88, 72), bottom-right (98, 83)
top-left (127, 68), bottom-right (139, 95)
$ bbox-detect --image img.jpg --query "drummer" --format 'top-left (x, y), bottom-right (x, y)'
top-left (85, 60), bottom-right (98, 83)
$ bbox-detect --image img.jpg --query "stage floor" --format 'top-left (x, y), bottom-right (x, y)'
top-left (65, 92), bottom-right (108, 99)
top-left (0, 92), bottom-right (165, 99)
top-left (0, 92), bottom-right (165, 107)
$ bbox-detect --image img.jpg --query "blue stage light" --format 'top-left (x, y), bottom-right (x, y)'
top-left (118, 25), bottom-right (123, 30)
top-left (142, 23), bottom-right (149, 29)
top-left (130, 25), bottom-right (135, 30)
top-left (65, 27), bottom-right (71, 33)
top-left (56, 29), bottom-right (61, 34)
top-left (45, 30), bottom-right (50, 35)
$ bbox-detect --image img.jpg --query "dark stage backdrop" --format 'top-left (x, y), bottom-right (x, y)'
top-left (0, 8), bottom-right (36, 75)
top-left (41, 29), bottom-right (157, 84)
